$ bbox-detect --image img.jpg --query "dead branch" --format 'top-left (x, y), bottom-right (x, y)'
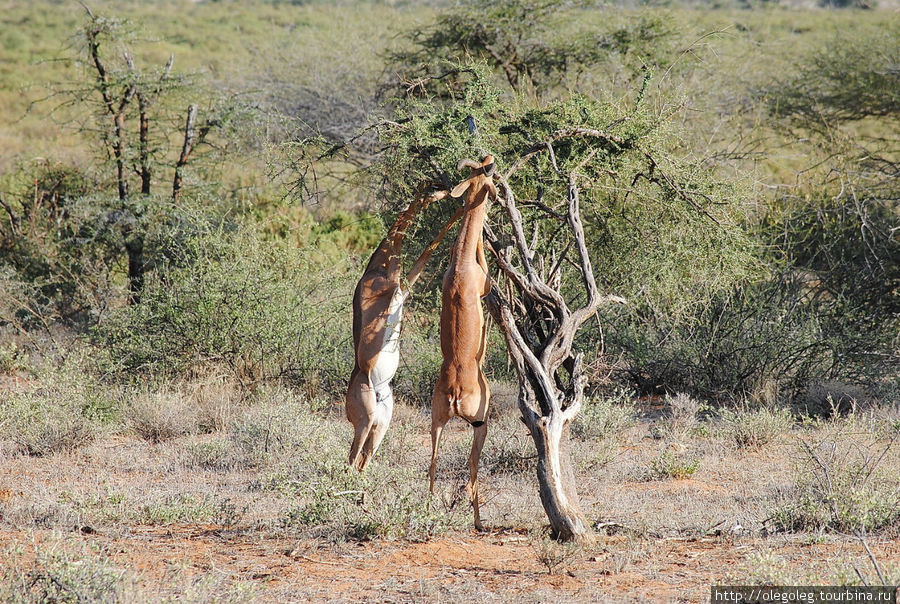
top-left (504, 128), bottom-right (628, 180)
top-left (173, 104), bottom-right (197, 201)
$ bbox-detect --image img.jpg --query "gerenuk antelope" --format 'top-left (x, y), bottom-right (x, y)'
top-left (346, 190), bottom-right (464, 472)
top-left (430, 155), bottom-right (497, 531)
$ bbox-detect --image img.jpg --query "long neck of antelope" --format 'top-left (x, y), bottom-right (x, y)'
top-left (386, 196), bottom-right (426, 250)
top-left (452, 188), bottom-right (487, 262)
top-left (366, 197), bottom-right (426, 277)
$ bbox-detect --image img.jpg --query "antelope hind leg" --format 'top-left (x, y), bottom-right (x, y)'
top-left (467, 421), bottom-right (488, 531)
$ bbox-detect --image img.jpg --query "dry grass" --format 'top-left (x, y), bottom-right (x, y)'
top-left (126, 388), bottom-right (198, 443)
top-left (719, 405), bottom-right (794, 450)
top-left (2, 377), bottom-right (900, 599)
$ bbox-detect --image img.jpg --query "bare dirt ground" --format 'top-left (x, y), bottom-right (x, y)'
top-left (2, 388), bottom-right (899, 602)
top-left (2, 517), bottom-right (897, 602)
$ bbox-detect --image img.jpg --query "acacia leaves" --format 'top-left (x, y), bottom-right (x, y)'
top-left (373, 71), bottom-right (758, 320)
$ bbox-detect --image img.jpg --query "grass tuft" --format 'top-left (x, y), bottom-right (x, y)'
top-left (719, 406), bottom-right (794, 450)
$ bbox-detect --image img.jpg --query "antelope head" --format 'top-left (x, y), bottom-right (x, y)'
top-left (451, 155), bottom-right (498, 203)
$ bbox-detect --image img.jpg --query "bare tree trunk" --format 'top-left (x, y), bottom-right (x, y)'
top-left (124, 236), bottom-right (144, 303)
top-left (487, 292), bottom-right (593, 542)
top-left (85, 14), bottom-right (144, 301)
top-left (484, 149), bottom-right (625, 542)
top-left (113, 112), bottom-right (129, 201)
top-left (138, 102), bottom-right (151, 195)
top-left (531, 414), bottom-right (590, 540)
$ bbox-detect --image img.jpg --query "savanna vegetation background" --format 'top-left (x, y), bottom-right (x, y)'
top-left (0, 0), bottom-right (897, 601)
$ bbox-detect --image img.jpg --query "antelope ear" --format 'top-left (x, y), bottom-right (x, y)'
top-left (451, 179), bottom-right (471, 198)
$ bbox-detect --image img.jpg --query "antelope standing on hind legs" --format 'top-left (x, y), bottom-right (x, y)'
top-left (430, 155), bottom-right (497, 531)
top-left (346, 190), bottom-right (465, 472)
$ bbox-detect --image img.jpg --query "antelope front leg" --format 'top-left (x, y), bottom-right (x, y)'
top-left (468, 422), bottom-right (488, 531)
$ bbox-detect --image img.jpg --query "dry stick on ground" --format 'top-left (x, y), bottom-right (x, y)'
top-left (484, 153), bottom-right (625, 541)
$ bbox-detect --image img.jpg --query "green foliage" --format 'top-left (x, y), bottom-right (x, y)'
top-left (372, 68), bottom-right (759, 315)
top-left (645, 450), bottom-right (700, 480)
top-left (608, 277), bottom-right (870, 400)
top-left (760, 29), bottom-right (898, 321)
top-left (1, 0), bottom-right (895, 418)
top-left (765, 193), bottom-right (898, 320)
top-left (390, 1), bottom-right (676, 95)
top-left (300, 63), bottom-right (760, 405)
top-left (763, 31), bottom-right (898, 122)
top-left (0, 162), bottom-right (118, 327)
top-left (747, 30), bottom-right (900, 397)
top-left (94, 212), bottom-right (355, 387)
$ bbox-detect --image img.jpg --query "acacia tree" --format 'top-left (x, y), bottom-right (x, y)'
top-left (388, 0), bottom-right (675, 97)
top-left (482, 108), bottom-right (755, 540)
top-left (57, 4), bottom-right (236, 302)
top-left (300, 66), bottom-right (756, 540)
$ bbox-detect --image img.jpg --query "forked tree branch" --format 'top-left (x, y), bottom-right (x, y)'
top-left (173, 104), bottom-right (197, 201)
top-left (504, 128), bottom-right (628, 180)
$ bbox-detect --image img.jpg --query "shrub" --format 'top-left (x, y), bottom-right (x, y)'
top-left (0, 341), bottom-right (28, 375)
top-left (232, 391), bottom-right (459, 540)
top-left (141, 494), bottom-right (238, 526)
top-left (390, 1), bottom-right (677, 96)
top-left (531, 530), bottom-right (585, 575)
top-left (749, 30), bottom-right (900, 399)
top-left (0, 538), bottom-right (134, 603)
top-left (183, 438), bottom-right (237, 471)
top-left (801, 382), bottom-right (872, 419)
top-left (644, 451), bottom-right (700, 480)
top-left (770, 436), bottom-right (900, 535)
top-left (650, 392), bottom-right (705, 441)
top-left (393, 313), bottom-right (443, 406)
top-left (281, 455), bottom-right (458, 541)
top-left (192, 378), bottom-right (245, 433)
top-left (719, 406), bottom-right (793, 450)
top-left (572, 389), bottom-right (637, 442)
top-left (0, 360), bottom-right (112, 456)
top-left (229, 389), bottom-right (327, 468)
top-left (0, 162), bottom-right (110, 329)
top-left (126, 388), bottom-right (198, 443)
top-left (95, 217), bottom-right (355, 389)
top-left (483, 414), bottom-right (535, 475)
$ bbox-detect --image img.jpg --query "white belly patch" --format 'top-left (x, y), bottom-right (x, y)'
top-left (368, 288), bottom-right (408, 392)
